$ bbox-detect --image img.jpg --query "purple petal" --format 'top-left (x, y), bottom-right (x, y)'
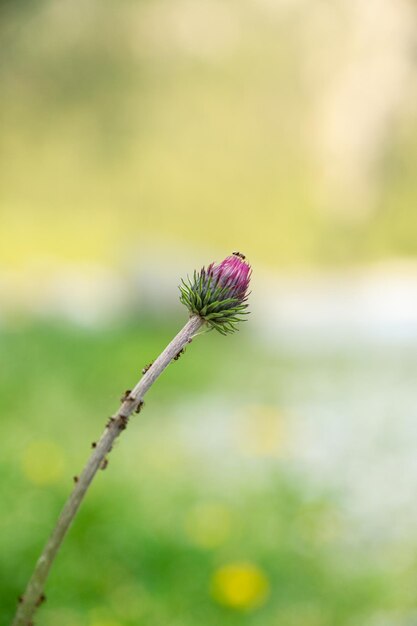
top-left (211, 254), bottom-right (251, 300)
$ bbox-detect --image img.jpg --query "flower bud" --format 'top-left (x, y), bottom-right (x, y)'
top-left (179, 253), bottom-right (251, 334)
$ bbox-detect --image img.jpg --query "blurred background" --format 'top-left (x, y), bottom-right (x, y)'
top-left (1, 0), bottom-right (417, 624)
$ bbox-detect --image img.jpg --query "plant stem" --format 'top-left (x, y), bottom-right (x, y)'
top-left (11, 315), bottom-right (204, 626)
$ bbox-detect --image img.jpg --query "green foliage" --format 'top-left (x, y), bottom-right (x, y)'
top-left (0, 320), bottom-right (415, 625)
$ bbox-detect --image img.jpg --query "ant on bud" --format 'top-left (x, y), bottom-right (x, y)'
top-left (232, 251), bottom-right (246, 260)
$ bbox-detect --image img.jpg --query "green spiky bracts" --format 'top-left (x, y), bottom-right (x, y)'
top-left (179, 254), bottom-right (251, 334)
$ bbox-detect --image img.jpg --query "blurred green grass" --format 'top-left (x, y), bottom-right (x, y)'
top-left (0, 318), bottom-right (410, 626)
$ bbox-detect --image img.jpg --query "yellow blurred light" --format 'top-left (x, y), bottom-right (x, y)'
top-left (88, 606), bottom-right (124, 626)
top-left (109, 583), bottom-right (147, 620)
top-left (21, 440), bottom-right (66, 486)
top-left (295, 504), bottom-right (342, 546)
top-left (275, 604), bottom-right (329, 626)
top-left (138, 439), bottom-right (187, 475)
top-left (44, 609), bottom-right (81, 626)
top-left (184, 502), bottom-right (232, 549)
top-left (237, 405), bottom-right (287, 457)
top-left (211, 562), bottom-right (270, 611)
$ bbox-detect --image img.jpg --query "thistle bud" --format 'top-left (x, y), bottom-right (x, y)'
top-left (179, 253), bottom-right (252, 334)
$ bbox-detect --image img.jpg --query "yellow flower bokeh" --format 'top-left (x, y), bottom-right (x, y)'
top-left (88, 608), bottom-right (123, 626)
top-left (211, 562), bottom-right (270, 611)
top-left (236, 405), bottom-right (287, 458)
top-left (21, 440), bottom-right (66, 486)
top-left (184, 502), bottom-right (233, 549)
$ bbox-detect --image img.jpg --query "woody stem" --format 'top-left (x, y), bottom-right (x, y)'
top-left (11, 315), bottom-right (204, 626)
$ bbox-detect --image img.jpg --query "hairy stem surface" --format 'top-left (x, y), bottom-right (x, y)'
top-left (11, 315), bottom-right (204, 626)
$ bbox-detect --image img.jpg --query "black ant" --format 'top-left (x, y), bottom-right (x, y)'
top-left (118, 414), bottom-right (129, 430)
top-left (35, 593), bottom-right (46, 607)
top-left (232, 251), bottom-right (246, 260)
top-left (173, 348), bottom-right (185, 361)
top-left (120, 389), bottom-right (133, 403)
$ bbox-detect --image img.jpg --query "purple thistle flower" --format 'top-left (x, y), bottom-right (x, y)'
top-left (209, 254), bottom-right (251, 301)
top-left (179, 253), bottom-right (252, 334)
